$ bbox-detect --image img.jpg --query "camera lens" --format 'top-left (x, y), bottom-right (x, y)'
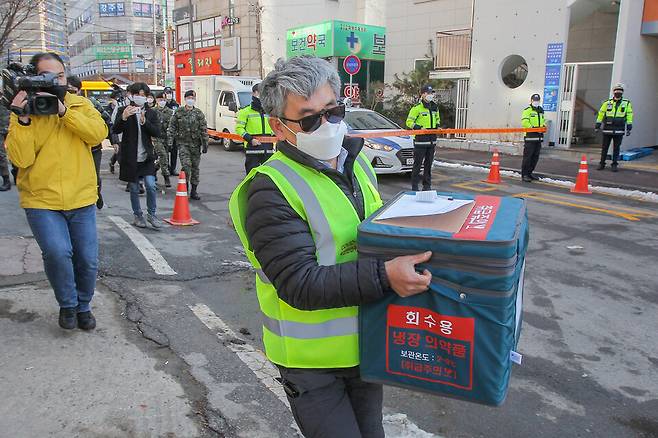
top-left (35, 97), bottom-right (50, 112)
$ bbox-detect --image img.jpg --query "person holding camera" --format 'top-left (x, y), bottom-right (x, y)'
top-left (5, 52), bottom-right (108, 330)
top-left (113, 82), bottom-right (162, 229)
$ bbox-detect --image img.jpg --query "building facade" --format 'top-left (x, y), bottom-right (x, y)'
top-left (383, 0), bottom-right (658, 149)
top-left (66, 0), bottom-right (171, 85)
top-left (5, 0), bottom-right (68, 67)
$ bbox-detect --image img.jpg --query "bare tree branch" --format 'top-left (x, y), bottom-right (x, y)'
top-left (0, 0), bottom-right (45, 63)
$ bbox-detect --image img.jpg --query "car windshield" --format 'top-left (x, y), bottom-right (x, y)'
top-left (345, 110), bottom-right (400, 130)
top-left (238, 92), bottom-right (252, 108)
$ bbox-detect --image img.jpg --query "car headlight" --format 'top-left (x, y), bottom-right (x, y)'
top-left (364, 139), bottom-right (394, 152)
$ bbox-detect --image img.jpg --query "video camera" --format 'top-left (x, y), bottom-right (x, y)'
top-left (1, 63), bottom-right (61, 115)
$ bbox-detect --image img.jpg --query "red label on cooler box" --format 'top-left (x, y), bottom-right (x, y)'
top-left (453, 196), bottom-right (501, 240)
top-left (385, 304), bottom-right (475, 390)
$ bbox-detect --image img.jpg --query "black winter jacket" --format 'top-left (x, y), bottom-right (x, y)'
top-left (113, 106), bottom-right (160, 182)
top-left (245, 138), bottom-right (392, 311)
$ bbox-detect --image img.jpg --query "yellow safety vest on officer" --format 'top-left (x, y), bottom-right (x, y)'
top-left (405, 84), bottom-right (441, 191)
top-left (236, 84), bottom-right (275, 174)
top-left (520, 94), bottom-right (546, 182)
top-left (229, 151), bottom-right (382, 368)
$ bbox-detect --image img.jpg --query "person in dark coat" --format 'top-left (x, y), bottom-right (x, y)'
top-left (113, 82), bottom-right (162, 229)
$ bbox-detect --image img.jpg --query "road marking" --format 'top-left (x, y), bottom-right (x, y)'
top-left (514, 192), bottom-right (658, 221)
top-left (189, 303), bottom-right (290, 407)
top-left (451, 180), bottom-right (500, 192)
top-left (189, 303), bottom-right (439, 437)
top-left (108, 216), bottom-right (177, 275)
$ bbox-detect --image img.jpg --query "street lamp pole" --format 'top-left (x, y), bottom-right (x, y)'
top-left (152, 0), bottom-right (158, 85)
top-left (189, 0), bottom-right (195, 75)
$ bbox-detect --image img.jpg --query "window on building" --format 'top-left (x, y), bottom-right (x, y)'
top-left (177, 23), bottom-right (190, 51)
top-left (435, 29), bottom-right (471, 70)
top-left (134, 31), bottom-right (154, 47)
top-left (100, 31), bottom-right (127, 44)
top-left (501, 55), bottom-right (528, 89)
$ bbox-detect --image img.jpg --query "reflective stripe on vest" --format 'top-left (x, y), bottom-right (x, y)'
top-left (261, 313), bottom-right (358, 339)
top-left (356, 154), bottom-right (378, 190)
top-left (265, 159), bottom-right (338, 266)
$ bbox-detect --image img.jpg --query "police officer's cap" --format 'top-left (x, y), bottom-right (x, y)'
top-left (531, 93), bottom-right (541, 101)
top-left (164, 86), bottom-right (173, 92)
top-left (612, 83), bottom-right (624, 92)
top-left (421, 84), bottom-right (434, 94)
top-left (252, 83), bottom-right (260, 93)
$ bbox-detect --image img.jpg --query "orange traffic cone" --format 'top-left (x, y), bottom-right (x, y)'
top-left (571, 155), bottom-right (592, 194)
top-left (484, 149), bottom-right (501, 184)
top-left (164, 171), bottom-right (200, 226)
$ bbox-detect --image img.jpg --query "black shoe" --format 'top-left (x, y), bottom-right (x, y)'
top-left (0, 176), bottom-right (10, 191)
top-left (109, 163), bottom-right (115, 174)
top-left (59, 308), bottom-right (77, 330)
top-left (529, 174), bottom-right (540, 181)
top-left (77, 311), bottom-right (96, 331)
top-left (611, 164), bottom-right (618, 172)
top-left (597, 163), bottom-right (605, 171)
top-left (164, 175), bottom-right (171, 188)
top-left (139, 184), bottom-right (145, 195)
top-left (96, 194), bottom-right (104, 210)
top-left (190, 184), bottom-right (201, 200)
top-left (125, 183), bottom-right (130, 192)
top-left (522, 176), bottom-right (533, 183)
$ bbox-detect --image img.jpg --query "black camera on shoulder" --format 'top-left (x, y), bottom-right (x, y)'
top-left (1, 63), bottom-right (63, 116)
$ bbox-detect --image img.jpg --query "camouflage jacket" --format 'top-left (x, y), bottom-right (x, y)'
top-left (167, 106), bottom-right (208, 149)
top-left (0, 105), bottom-right (10, 137)
top-left (154, 106), bottom-right (174, 141)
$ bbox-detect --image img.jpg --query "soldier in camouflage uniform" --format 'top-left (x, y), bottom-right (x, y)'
top-left (167, 90), bottom-right (208, 200)
top-left (0, 105), bottom-right (11, 191)
top-left (153, 92), bottom-right (173, 188)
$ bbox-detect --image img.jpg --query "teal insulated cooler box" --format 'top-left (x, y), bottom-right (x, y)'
top-left (357, 192), bottom-right (528, 406)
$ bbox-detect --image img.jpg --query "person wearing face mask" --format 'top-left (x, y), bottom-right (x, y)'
top-left (106, 89), bottom-right (123, 174)
top-left (113, 82), bottom-right (162, 229)
top-left (163, 87), bottom-right (180, 175)
top-left (406, 84), bottom-right (441, 192)
top-left (236, 83), bottom-right (275, 174)
top-left (6, 52), bottom-right (107, 330)
top-left (229, 56), bottom-right (433, 438)
top-left (152, 92), bottom-right (174, 188)
top-left (595, 83), bottom-right (633, 172)
top-left (167, 90), bottom-right (208, 200)
top-left (520, 93), bottom-right (546, 183)
top-left (163, 86), bottom-right (180, 110)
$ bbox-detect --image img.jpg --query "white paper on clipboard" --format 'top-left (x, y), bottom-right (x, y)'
top-left (377, 194), bottom-right (474, 220)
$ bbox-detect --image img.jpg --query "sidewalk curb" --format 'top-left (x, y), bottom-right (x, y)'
top-left (438, 158), bottom-right (658, 196)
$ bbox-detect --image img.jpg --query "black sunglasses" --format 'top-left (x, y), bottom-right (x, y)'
top-left (280, 104), bottom-right (346, 133)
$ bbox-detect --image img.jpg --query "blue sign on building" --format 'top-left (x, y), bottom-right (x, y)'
top-left (542, 43), bottom-right (563, 112)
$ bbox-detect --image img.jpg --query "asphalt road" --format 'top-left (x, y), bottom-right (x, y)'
top-left (1, 142), bottom-right (657, 438)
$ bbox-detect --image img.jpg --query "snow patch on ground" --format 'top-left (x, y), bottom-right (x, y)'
top-left (221, 260), bottom-right (253, 269)
top-left (434, 161), bottom-right (658, 202)
top-left (383, 413), bottom-right (441, 438)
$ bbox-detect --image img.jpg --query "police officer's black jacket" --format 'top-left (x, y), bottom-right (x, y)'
top-left (245, 137), bottom-right (392, 312)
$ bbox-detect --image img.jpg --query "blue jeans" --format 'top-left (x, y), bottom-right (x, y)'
top-left (129, 174), bottom-right (157, 217)
top-left (25, 205), bottom-right (98, 312)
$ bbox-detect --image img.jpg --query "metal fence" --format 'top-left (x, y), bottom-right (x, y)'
top-left (435, 29), bottom-right (472, 70)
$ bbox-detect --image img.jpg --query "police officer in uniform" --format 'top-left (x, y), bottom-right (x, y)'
top-left (595, 83), bottom-right (633, 172)
top-left (520, 93), bottom-right (546, 182)
top-left (153, 92), bottom-right (173, 188)
top-left (406, 85), bottom-right (440, 191)
top-left (0, 105), bottom-right (11, 191)
top-left (236, 83), bottom-right (275, 174)
top-left (167, 90), bottom-right (208, 200)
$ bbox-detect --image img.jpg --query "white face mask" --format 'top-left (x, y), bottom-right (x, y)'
top-left (283, 120), bottom-right (347, 161)
top-left (424, 94), bottom-right (435, 103)
top-left (531, 101), bottom-right (540, 108)
top-left (185, 98), bottom-right (195, 107)
top-left (157, 100), bottom-right (166, 108)
top-left (147, 97), bottom-right (154, 105)
top-left (131, 95), bottom-right (147, 106)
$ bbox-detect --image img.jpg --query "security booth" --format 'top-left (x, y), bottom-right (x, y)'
top-left (286, 20), bottom-right (386, 103)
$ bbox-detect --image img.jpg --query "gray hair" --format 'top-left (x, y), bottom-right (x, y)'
top-left (260, 56), bottom-right (341, 118)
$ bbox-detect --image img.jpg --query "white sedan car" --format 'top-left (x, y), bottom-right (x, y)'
top-left (344, 108), bottom-right (415, 174)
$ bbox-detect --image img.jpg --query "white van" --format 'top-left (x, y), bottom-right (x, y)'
top-left (179, 75), bottom-right (260, 150)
